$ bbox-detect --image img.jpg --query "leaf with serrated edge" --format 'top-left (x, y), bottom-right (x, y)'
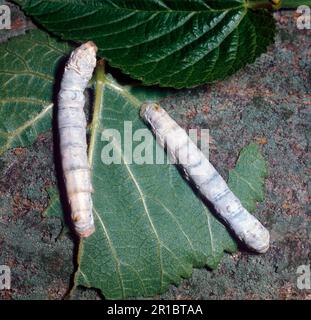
top-left (14, 0), bottom-right (275, 88)
top-left (228, 143), bottom-right (268, 212)
top-left (44, 73), bottom-right (268, 299)
top-left (75, 71), bottom-right (238, 299)
top-left (0, 29), bottom-right (71, 155)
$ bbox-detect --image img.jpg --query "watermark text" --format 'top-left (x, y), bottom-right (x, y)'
top-left (0, 265), bottom-right (11, 290)
top-left (297, 5), bottom-right (311, 29)
top-left (296, 264), bottom-right (311, 290)
top-left (0, 5), bottom-right (11, 30)
top-left (100, 122), bottom-right (210, 166)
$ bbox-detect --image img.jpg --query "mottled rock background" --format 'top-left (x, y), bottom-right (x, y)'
top-left (0, 2), bottom-right (310, 300)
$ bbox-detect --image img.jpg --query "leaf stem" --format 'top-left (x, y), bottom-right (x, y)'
top-left (88, 59), bottom-right (105, 163)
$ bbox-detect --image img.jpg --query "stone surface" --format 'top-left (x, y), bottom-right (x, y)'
top-left (0, 4), bottom-right (310, 300)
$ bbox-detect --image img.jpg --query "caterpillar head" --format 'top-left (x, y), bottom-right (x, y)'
top-left (67, 41), bottom-right (98, 80)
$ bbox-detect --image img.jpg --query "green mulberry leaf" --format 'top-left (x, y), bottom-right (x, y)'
top-left (228, 143), bottom-right (268, 212)
top-left (13, 0), bottom-right (276, 88)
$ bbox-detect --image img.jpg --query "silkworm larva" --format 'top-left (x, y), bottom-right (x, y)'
top-left (58, 42), bottom-right (97, 238)
top-left (140, 102), bottom-right (270, 253)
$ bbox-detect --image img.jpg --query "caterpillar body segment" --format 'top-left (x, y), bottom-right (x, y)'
top-left (58, 42), bottom-right (98, 238)
top-left (140, 102), bottom-right (270, 253)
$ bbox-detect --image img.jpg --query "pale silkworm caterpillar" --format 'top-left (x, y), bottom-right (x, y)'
top-left (140, 102), bottom-right (270, 253)
top-left (58, 42), bottom-right (97, 238)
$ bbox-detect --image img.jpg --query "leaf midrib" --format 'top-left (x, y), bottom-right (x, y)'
top-left (84, 71), bottom-right (162, 297)
top-left (87, 75), bottom-right (165, 291)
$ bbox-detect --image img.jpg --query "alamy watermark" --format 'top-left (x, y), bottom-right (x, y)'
top-left (296, 264), bottom-right (311, 290)
top-left (0, 5), bottom-right (11, 30)
top-left (0, 265), bottom-right (11, 290)
top-left (297, 5), bottom-right (311, 30)
top-left (100, 122), bottom-right (210, 165)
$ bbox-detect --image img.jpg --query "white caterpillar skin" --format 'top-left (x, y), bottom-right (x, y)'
top-left (58, 42), bottom-right (97, 238)
top-left (140, 103), bottom-right (270, 253)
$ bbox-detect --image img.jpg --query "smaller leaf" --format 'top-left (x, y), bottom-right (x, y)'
top-left (228, 143), bottom-right (268, 212)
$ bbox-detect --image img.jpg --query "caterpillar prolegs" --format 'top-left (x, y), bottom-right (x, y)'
top-left (58, 42), bottom-right (97, 238)
top-left (140, 103), bottom-right (270, 253)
